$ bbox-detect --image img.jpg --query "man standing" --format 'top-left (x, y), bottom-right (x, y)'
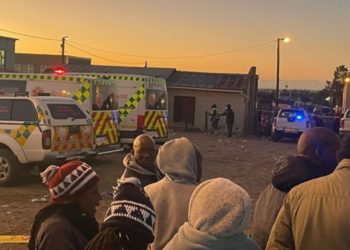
top-left (121, 134), bottom-right (161, 187)
top-left (209, 104), bottom-right (220, 130)
top-left (251, 127), bottom-right (340, 249)
top-left (221, 104), bottom-right (235, 137)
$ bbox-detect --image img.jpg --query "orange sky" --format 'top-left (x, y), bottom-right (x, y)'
top-left (1, 0), bottom-right (350, 89)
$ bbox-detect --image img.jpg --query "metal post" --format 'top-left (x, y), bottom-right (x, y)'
top-left (275, 38), bottom-right (281, 109)
top-left (61, 36), bottom-right (67, 64)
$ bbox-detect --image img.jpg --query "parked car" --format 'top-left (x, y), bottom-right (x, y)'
top-left (271, 108), bottom-right (311, 142)
top-left (0, 96), bottom-right (95, 186)
top-left (339, 109), bottom-right (350, 136)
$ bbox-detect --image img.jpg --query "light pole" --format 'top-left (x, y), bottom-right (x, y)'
top-left (275, 37), bottom-right (290, 109)
top-left (61, 36), bottom-right (68, 64)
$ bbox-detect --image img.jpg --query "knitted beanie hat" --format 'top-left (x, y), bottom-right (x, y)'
top-left (102, 177), bottom-right (156, 243)
top-left (188, 177), bottom-right (251, 238)
top-left (40, 160), bottom-right (100, 203)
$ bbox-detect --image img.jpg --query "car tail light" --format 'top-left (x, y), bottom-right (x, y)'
top-left (137, 115), bottom-right (145, 130)
top-left (42, 130), bottom-right (51, 149)
top-left (340, 119), bottom-right (345, 129)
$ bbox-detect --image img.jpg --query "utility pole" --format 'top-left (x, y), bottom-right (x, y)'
top-left (275, 37), bottom-right (290, 109)
top-left (61, 36), bottom-right (68, 64)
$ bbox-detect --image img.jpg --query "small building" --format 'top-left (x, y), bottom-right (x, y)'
top-left (0, 36), bottom-right (17, 71)
top-left (167, 67), bottom-right (258, 134)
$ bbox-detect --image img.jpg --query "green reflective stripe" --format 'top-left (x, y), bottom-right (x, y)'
top-left (118, 84), bottom-right (144, 123)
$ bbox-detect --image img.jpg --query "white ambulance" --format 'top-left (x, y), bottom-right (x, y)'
top-left (70, 73), bottom-right (169, 146)
top-left (0, 73), bottom-right (122, 155)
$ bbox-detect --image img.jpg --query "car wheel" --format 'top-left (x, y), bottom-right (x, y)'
top-left (0, 149), bottom-right (20, 186)
top-left (271, 133), bottom-right (281, 142)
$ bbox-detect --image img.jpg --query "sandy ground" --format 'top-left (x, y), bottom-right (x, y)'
top-left (0, 130), bottom-right (296, 249)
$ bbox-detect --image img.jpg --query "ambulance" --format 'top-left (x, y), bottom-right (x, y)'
top-left (69, 73), bottom-right (169, 146)
top-left (0, 73), bottom-right (122, 155)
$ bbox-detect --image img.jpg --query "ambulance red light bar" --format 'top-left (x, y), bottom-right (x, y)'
top-left (53, 67), bottom-right (66, 76)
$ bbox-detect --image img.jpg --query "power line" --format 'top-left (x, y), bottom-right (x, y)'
top-left (66, 42), bottom-right (144, 66)
top-left (0, 28), bottom-right (60, 41)
top-left (68, 39), bottom-right (276, 59)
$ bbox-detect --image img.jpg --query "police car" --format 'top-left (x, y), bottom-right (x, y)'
top-left (271, 108), bottom-right (311, 142)
top-left (0, 95), bottom-right (95, 186)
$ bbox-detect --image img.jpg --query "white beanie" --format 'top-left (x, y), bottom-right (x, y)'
top-left (188, 178), bottom-right (251, 238)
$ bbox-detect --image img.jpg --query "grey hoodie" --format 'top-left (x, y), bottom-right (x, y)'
top-left (121, 153), bottom-right (160, 187)
top-left (164, 178), bottom-right (260, 250)
top-left (144, 137), bottom-right (200, 250)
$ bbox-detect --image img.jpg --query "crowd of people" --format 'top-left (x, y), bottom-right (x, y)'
top-left (27, 127), bottom-right (350, 250)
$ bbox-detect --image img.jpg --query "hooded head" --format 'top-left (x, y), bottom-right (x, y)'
top-left (156, 137), bottom-right (202, 183)
top-left (297, 127), bottom-right (340, 174)
top-left (188, 178), bottom-right (251, 238)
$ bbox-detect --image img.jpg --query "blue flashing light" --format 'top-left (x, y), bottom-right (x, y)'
top-left (296, 115), bottom-right (303, 120)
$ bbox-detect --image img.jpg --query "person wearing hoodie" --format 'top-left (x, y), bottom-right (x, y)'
top-left (120, 134), bottom-right (161, 187)
top-left (252, 127), bottom-right (340, 249)
top-left (164, 177), bottom-right (261, 250)
top-left (144, 137), bottom-right (202, 250)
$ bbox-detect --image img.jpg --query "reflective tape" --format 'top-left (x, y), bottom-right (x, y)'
top-left (0, 235), bottom-right (30, 243)
top-left (118, 84), bottom-right (145, 123)
top-left (144, 110), bottom-right (168, 137)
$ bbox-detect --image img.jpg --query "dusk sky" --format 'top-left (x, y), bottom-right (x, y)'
top-left (1, 0), bottom-right (350, 89)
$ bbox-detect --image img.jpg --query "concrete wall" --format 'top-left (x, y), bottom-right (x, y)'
top-left (167, 87), bottom-right (245, 132)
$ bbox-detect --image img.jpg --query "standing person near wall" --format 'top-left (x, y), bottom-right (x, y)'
top-left (221, 104), bottom-right (235, 137)
top-left (209, 104), bottom-right (220, 131)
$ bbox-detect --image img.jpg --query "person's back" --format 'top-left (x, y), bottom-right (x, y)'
top-left (144, 137), bottom-right (202, 250)
top-left (164, 178), bottom-right (260, 250)
top-left (121, 134), bottom-right (160, 187)
top-left (252, 127), bottom-right (340, 249)
top-left (266, 160), bottom-right (350, 250)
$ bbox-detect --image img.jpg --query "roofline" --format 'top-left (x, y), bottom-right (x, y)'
top-left (167, 86), bottom-right (242, 93)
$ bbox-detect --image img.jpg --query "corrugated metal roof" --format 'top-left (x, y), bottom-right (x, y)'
top-left (66, 65), bottom-right (176, 79)
top-left (167, 71), bottom-right (249, 91)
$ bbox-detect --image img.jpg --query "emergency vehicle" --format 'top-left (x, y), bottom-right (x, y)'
top-left (69, 73), bottom-right (169, 145)
top-left (0, 73), bottom-right (122, 155)
top-left (0, 95), bottom-right (94, 186)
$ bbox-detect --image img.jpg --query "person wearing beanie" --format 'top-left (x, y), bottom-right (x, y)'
top-left (252, 127), bottom-right (340, 249)
top-left (28, 160), bottom-right (102, 250)
top-left (164, 178), bottom-right (261, 250)
top-left (267, 133), bottom-right (350, 250)
top-left (144, 137), bottom-right (202, 250)
top-left (85, 177), bottom-right (156, 250)
top-left (120, 134), bottom-right (162, 187)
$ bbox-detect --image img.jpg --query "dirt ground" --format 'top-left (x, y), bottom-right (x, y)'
top-left (0, 130), bottom-right (296, 249)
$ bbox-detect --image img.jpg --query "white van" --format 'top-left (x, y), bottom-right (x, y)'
top-left (0, 96), bottom-right (95, 186)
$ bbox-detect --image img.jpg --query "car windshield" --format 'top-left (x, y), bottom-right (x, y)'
top-left (47, 104), bottom-right (86, 119)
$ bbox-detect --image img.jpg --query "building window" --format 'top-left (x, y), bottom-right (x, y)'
top-left (28, 64), bottom-right (34, 73)
top-left (0, 50), bottom-right (5, 69)
top-left (14, 64), bottom-right (21, 72)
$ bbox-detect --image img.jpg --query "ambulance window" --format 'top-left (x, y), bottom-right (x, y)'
top-left (12, 100), bottom-right (37, 121)
top-left (146, 89), bottom-right (167, 110)
top-left (47, 104), bottom-right (86, 119)
top-left (0, 100), bottom-right (12, 120)
top-left (92, 85), bottom-right (118, 111)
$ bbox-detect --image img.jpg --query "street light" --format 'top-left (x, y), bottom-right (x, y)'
top-left (61, 36), bottom-right (68, 64)
top-left (275, 37), bottom-right (290, 109)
